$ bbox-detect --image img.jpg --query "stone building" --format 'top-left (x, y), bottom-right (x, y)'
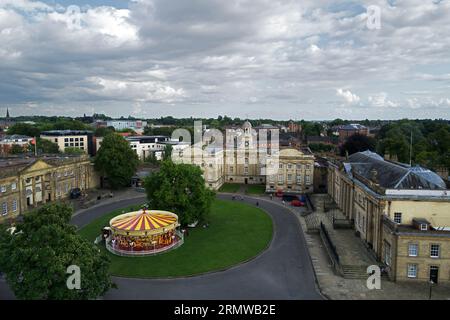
top-left (0, 155), bottom-right (99, 224)
top-left (174, 121), bottom-right (314, 193)
top-left (328, 151), bottom-right (450, 284)
top-left (265, 148), bottom-right (315, 194)
top-left (40, 130), bottom-right (95, 155)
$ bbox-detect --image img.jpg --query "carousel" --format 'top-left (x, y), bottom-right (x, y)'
top-left (104, 208), bottom-right (184, 256)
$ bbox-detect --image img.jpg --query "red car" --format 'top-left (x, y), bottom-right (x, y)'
top-left (291, 200), bottom-right (304, 207)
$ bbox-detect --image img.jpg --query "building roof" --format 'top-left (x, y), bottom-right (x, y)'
top-left (339, 124), bottom-right (367, 131)
top-left (110, 210), bottom-right (177, 232)
top-left (347, 151), bottom-right (446, 190)
top-left (0, 134), bottom-right (33, 141)
top-left (0, 155), bottom-right (89, 179)
top-left (41, 130), bottom-right (93, 136)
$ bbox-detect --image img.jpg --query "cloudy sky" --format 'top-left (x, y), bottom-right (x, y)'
top-left (1, 0), bottom-right (450, 120)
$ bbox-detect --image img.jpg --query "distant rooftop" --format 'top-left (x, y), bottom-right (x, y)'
top-left (339, 124), bottom-right (367, 131)
top-left (41, 130), bottom-right (93, 136)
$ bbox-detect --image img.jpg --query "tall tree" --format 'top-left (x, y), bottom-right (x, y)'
top-left (94, 133), bottom-right (139, 188)
top-left (144, 161), bottom-right (215, 225)
top-left (340, 134), bottom-right (376, 156)
top-left (163, 144), bottom-right (173, 161)
top-left (0, 203), bottom-right (113, 300)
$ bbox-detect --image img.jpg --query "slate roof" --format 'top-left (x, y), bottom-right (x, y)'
top-left (347, 151), bottom-right (446, 190)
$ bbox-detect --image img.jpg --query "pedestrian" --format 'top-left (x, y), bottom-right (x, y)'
top-left (232, 195), bottom-right (235, 200)
top-left (282, 200), bottom-right (285, 205)
top-left (256, 201), bottom-right (259, 207)
top-left (270, 194), bottom-right (273, 200)
top-left (241, 195), bottom-right (244, 201)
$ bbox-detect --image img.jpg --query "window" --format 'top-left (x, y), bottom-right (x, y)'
top-left (420, 224), bottom-right (428, 231)
top-left (296, 175), bottom-right (302, 184)
top-left (306, 164), bottom-right (311, 170)
top-left (11, 182), bottom-right (16, 190)
top-left (408, 244), bottom-right (418, 257)
top-left (244, 167), bottom-right (249, 174)
top-left (229, 166), bottom-right (233, 173)
top-left (430, 244), bottom-right (440, 258)
top-left (278, 174), bottom-right (284, 183)
top-left (407, 264), bottom-right (417, 278)
top-left (2, 202), bottom-right (7, 215)
top-left (279, 163), bottom-right (283, 169)
top-left (288, 164), bottom-right (292, 169)
top-left (12, 199), bottom-right (17, 212)
top-left (296, 164), bottom-right (302, 170)
top-left (245, 158), bottom-right (249, 164)
top-left (287, 174), bottom-right (292, 182)
top-left (306, 176), bottom-right (311, 184)
top-left (0, 185), bottom-right (6, 193)
top-left (394, 212), bottom-right (402, 224)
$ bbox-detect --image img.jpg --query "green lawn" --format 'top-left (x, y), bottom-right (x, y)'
top-left (78, 199), bottom-right (273, 278)
top-left (246, 185), bottom-right (266, 195)
top-left (218, 183), bottom-right (241, 193)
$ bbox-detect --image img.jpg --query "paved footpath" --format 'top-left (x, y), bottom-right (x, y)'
top-left (0, 193), bottom-right (322, 300)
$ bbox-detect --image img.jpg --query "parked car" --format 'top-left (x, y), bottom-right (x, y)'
top-left (291, 200), bottom-right (305, 207)
top-left (282, 194), bottom-right (297, 202)
top-left (70, 188), bottom-right (82, 199)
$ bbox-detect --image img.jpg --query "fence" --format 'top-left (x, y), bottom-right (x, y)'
top-left (319, 221), bottom-right (343, 275)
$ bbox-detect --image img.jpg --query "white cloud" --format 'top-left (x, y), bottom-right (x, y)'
top-left (336, 88), bottom-right (360, 104)
top-left (368, 92), bottom-right (399, 108)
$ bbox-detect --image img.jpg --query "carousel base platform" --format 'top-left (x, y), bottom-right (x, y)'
top-left (105, 234), bottom-right (184, 257)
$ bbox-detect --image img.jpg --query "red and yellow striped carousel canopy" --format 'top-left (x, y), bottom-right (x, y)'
top-left (111, 210), bottom-right (177, 232)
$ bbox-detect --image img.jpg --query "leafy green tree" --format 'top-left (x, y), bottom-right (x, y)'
top-left (28, 138), bottom-right (60, 154)
top-left (163, 144), bottom-right (173, 161)
top-left (94, 133), bottom-right (139, 189)
top-left (340, 134), bottom-right (376, 156)
top-left (9, 144), bottom-right (26, 154)
top-left (144, 161), bottom-right (215, 225)
top-left (7, 123), bottom-right (41, 137)
top-left (64, 147), bottom-right (85, 155)
top-left (95, 126), bottom-right (115, 137)
top-left (0, 203), bottom-right (113, 300)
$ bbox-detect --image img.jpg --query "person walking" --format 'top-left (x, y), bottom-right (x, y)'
top-left (256, 201), bottom-right (259, 207)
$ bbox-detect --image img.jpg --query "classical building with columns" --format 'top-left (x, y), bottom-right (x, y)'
top-left (328, 151), bottom-right (450, 284)
top-left (0, 155), bottom-right (99, 223)
top-left (174, 121), bottom-right (314, 193)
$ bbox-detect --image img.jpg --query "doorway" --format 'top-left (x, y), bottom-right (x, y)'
top-left (244, 178), bottom-right (248, 184)
top-left (430, 266), bottom-right (439, 284)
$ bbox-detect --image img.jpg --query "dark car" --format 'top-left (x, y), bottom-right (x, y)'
top-left (282, 194), bottom-right (297, 202)
top-left (70, 188), bottom-right (82, 199)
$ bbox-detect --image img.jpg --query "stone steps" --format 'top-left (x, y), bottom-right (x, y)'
top-left (341, 265), bottom-right (389, 280)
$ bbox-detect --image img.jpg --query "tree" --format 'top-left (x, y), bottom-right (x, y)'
top-left (10, 144), bottom-right (25, 154)
top-left (144, 161), bottom-right (215, 225)
top-left (0, 203), bottom-right (113, 300)
top-left (94, 133), bottom-right (139, 189)
top-left (28, 138), bottom-right (60, 154)
top-left (340, 134), bottom-right (376, 156)
top-left (163, 144), bottom-right (173, 161)
top-left (7, 123), bottom-right (41, 137)
top-left (94, 126), bottom-right (115, 137)
top-left (64, 147), bottom-right (85, 155)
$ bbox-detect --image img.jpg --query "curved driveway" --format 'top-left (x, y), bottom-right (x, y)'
top-left (0, 194), bottom-right (322, 300)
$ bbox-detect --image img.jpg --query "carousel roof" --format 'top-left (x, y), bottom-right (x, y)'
top-left (111, 210), bottom-right (177, 232)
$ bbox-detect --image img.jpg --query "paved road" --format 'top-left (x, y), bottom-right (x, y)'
top-left (0, 194), bottom-right (322, 300)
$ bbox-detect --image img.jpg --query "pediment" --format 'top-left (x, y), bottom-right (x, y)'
top-left (21, 159), bottom-right (53, 174)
